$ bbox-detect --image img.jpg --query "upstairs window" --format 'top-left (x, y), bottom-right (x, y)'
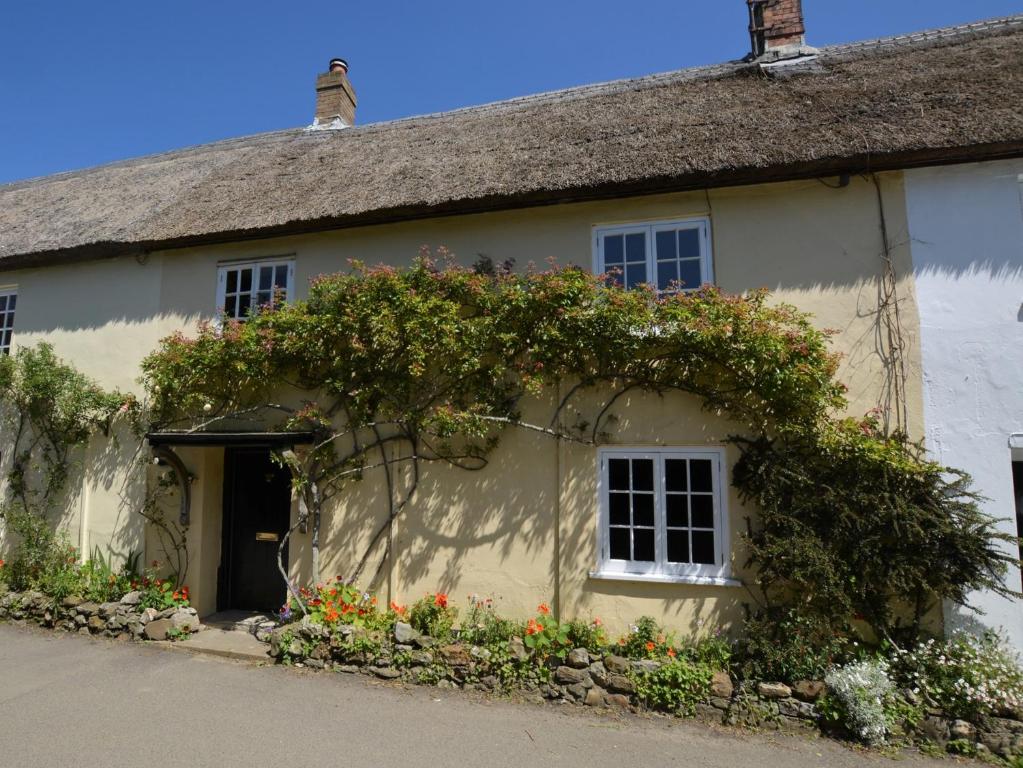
top-left (593, 218), bottom-right (713, 292)
top-left (216, 260), bottom-right (295, 320)
top-left (597, 447), bottom-right (729, 580)
top-left (0, 290), bottom-right (16, 355)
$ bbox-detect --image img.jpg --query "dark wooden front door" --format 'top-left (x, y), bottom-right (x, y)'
top-left (219, 448), bottom-right (292, 612)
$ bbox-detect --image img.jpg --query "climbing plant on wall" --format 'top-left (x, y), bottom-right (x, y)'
top-left (140, 253), bottom-right (1017, 643)
top-left (0, 343), bottom-right (134, 586)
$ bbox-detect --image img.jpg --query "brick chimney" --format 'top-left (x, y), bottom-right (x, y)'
top-left (747, 0), bottom-right (810, 60)
top-left (313, 58), bottom-right (357, 128)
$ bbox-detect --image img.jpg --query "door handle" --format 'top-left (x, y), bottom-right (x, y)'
top-left (255, 532), bottom-right (280, 542)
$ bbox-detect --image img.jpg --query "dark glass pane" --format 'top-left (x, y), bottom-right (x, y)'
top-left (603, 235), bottom-right (624, 265)
top-left (665, 494), bottom-right (688, 527)
top-left (226, 270), bottom-right (238, 293)
top-left (632, 493), bottom-right (654, 527)
top-left (609, 528), bottom-right (630, 560)
top-left (665, 459), bottom-right (687, 492)
top-left (625, 232), bottom-right (645, 263)
top-left (224, 296), bottom-right (237, 317)
top-left (667, 530), bottom-right (690, 564)
top-left (259, 266), bottom-right (273, 291)
top-left (679, 259), bottom-right (702, 289)
top-left (655, 230), bottom-right (677, 261)
top-left (632, 459), bottom-right (654, 491)
top-left (240, 268), bottom-right (252, 292)
top-left (4, 311), bottom-right (12, 328)
top-left (609, 493), bottom-right (630, 526)
top-left (275, 265), bottom-right (289, 289)
top-left (691, 495), bottom-right (714, 528)
top-left (2, 329), bottom-right (10, 347)
top-left (608, 459), bottom-right (629, 491)
top-left (678, 228), bottom-right (701, 259)
top-left (625, 263), bottom-right (647, 288)
top-left (7, 295), bottom-right (15, 310)
top-left (0, 296), bottom-right (7, 311)
top-left (238, 294), bottom-right (252, 317)
top-left (690, 459), bottom-right (713, 492)
top-left (657, 260), bottom-right (678, 291)
top-left (692, 531), bottom-right (716, 564)
top-left (633, 529), bottom-right (655, 562)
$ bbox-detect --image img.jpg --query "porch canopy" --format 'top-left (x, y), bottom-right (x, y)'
top-left (145, 431), bottom-right (316, 448)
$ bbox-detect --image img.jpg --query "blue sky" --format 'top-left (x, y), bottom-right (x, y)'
top-left (0, 1), bottom-right (1020, 184)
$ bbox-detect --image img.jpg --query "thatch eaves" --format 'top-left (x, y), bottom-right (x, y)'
top-left (1, 14), bottom-right (1021, 270)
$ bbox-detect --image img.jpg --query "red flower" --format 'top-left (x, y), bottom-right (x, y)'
top-left (433, 593), bottom-right (448, 608)
top-left (667, 648), bottom-right (677, 658)
top-left (537, 603), bottom-right (551, 616)
top-left (645, 641), bottom-right (656, 652)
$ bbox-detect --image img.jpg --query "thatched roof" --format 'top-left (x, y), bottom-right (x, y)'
top-left (2, 15), bottom-right (1022, 270)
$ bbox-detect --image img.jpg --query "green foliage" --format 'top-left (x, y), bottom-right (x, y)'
top-left (733, 416), bottom-right (1020, 649)
top-left (565, 617), bottom-right (608, 655)
top-left (615, 616), bottom-right (673, 658)
top-left (681, 632), bottom-right (734, 670)
top-left (135, 570), bottom-right (190, 610)
top-left (408, 593), bottom-right (457, 641)
top-left (0, 343), bottom-right (132, 514)
top-left (737, 607), bottom-right (851, 684)
top-left (633, 658), bottom-right (715, 716)
top-left (889, 631), bottom-right (1023, 720)
top-left (523, 604), bottom-right (570, 659)
top-left (459, 595), bottom-right (522, 647)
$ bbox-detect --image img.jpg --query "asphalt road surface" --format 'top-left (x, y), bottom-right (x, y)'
top-left (0, 622), bottom-right (953, 768)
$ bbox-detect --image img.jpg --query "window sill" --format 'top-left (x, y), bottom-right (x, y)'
top-left (588, 570), bottom-right (743, 587)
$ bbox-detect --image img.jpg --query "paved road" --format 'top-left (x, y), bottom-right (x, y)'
top-left (0, 623), bottom-right (950, 768)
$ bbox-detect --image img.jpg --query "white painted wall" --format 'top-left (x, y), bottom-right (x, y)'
top-left (906, 159), bottom-right (1023, 648)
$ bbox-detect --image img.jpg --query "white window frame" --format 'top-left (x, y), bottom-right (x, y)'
top-left (215, 258), bottom-right (296, 320)
top-left (592, 216), bottom-right (714, 292)
top-left (593, 446), bottom-right (732, 585)
top-left (0, 287), bottom-right (16, 355)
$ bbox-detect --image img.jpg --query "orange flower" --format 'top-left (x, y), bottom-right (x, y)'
top-left (433, 593), bottom-right (448, 608)
top-left (592, 617), bottom-right (602, 627)
top-left (618, 637), bottom-right (626, 646)
top-left (324, 607), bottom-right (339, 623)
top-left (537, 603), bottom-right (551, 615)
top-left (390, 601), bottom-right (406, 615)
top-left (526, 618), bottom-right (544, 636)
top-left (645, 641), bottom-right (656, 652)
top-left (667, 648), bottom-right (677, 658)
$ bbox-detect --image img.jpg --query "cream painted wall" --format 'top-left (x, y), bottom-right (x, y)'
top-left (0, 174), bottom-right (920, 633)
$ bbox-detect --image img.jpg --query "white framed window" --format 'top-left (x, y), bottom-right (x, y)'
top-left (0, 289), bottom-right (16, 355)
top-left (595, 447), bottom-right (730, 582)
top-left (593, 217), bottom-right (713, 292)
top-left (216, 259), bottom-right (295, 320)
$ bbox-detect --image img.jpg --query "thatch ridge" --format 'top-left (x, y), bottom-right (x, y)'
top-left (1, 14), bottom-right (1021, 269)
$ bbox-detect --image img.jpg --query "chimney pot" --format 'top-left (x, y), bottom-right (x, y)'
top-left (314, 57), bottom-right (357, 128)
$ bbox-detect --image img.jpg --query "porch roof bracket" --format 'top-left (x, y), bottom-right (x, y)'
top-left (152, 446), bottom-right (192, 527)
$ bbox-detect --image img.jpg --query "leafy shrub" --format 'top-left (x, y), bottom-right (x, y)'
top-left (565, 617), bottom-right (608, 654)
top-left (681, 630), bottom-right (733, 670)
top-left (823, 658), bottom-right (896, 745)
top-left (737, 607), bottom-right (851, 684)
top-left (889, 631), bottom-right (1023, 720)
top-left (459, 595), bottom-right (521, 647)
top-left (523, 603), bottom-right (570, 659)
top-left (615, 616), bottom-right (676, 659)
top-left (409, 592), bottom-right (457, 640)
top-left (634, 659), bottom-right (714, 716)
top-left (134, 568), bottom-right (190, 610)
top-left (734, 419), bottom-right (1020, 647)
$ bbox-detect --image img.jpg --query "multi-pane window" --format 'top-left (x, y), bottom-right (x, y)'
top-left (599, 448), bottom-right (727, 579)
top-left (594, 218), bottom-right (712, 292)
top-left (0, 290), bottom-right (16, 355)
top-left (216, 260), bottom-right (295, 320)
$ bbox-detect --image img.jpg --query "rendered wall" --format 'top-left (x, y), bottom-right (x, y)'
top-left (0, 174), bottom-right (919, 633)
top-left (906, 159), bottom-right (1023, 649)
